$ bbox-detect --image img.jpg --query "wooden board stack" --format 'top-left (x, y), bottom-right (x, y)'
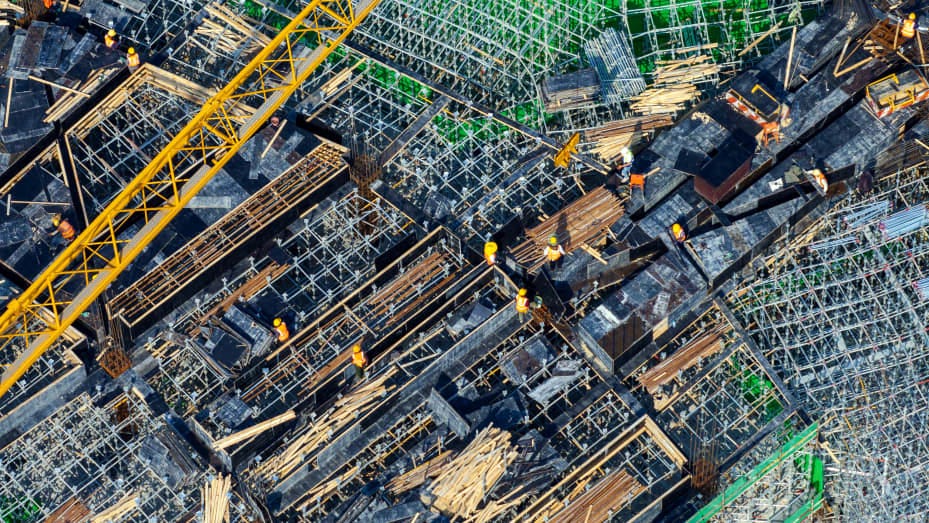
top-left (427, 425), bottom-right (518, 518)
top-left (630, 54), bottom-right (719, 116)
top-left (385, 449), bottom-right (455, 495)
top-left (584, 114), bottom-right (674, 163)
top-left (201, 474), bottom-right (231, 523)
top-left (510, 187), bottom-right (625, 271)
top-left (253, 368), bottom-right (397, 485)
top-left (547, 469), bottom-right (644, 523)
top-left (637, 325), bottom-right (726, 410)
top-left (45, 497), bottom-right (91, 522)
top-left (89, 492), bottom-right (138, 523)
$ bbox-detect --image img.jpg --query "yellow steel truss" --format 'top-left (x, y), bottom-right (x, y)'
top-left (0, 0), bottom-right (382, 398)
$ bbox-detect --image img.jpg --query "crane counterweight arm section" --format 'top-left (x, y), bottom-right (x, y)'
top-left (0, 0), bottom-right (382, 399)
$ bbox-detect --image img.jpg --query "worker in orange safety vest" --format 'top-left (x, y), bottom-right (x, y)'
top-left (484, 241), bottom-right (498, 266)
top-left (51, 214), bottom-right (76, 242)
top-left (272, 317), bottom-right (290, 343)
top-left (543, 236), bottom-right (566, 270)
top-left (809, 168), bottom-right (828, 195)
top-left (902, 13), bottom-right (917, 39)
top-left (515, 288), bottom-right (530, 322)
top-left (104, 29), bottom-right (118, 49)
top-left (671, 223), bottom-right (687, 243)
top-left (127, 47), bottom-right (141, 70)
top-left (351, 343), bottom-right (367, 380)
top-left (42, 0), bottom-right (55, 10)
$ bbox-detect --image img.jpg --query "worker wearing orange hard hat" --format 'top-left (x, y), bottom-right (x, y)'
top-left (515, 288), bottom-right (530, 322)
top-left (50, 214), bottom-right (76, 242)
top-left (351, 343), bottom-right (367, 380)
top-left (127, 47), bottom-right (141, 70)
top-left (104, 29), bottom-right (118, 49)
top-left (902, 13), bottom-right (917, 39)
top-left (543, 235), bottom-right (566, 270)
top-left (484, 241), bottom-right (498, 266)
top-left (671, 223), bottom-right (687, 243)
top-left (272, 317), bottom-right (290, 343)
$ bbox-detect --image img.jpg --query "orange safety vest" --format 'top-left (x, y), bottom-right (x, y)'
top-left (812, 169), bottom-right (828, 194)
top-left (58, 220), bottom-right (76, 241)
top-left (515, 295), bottom-right (530, 313)
top-left (43, 0), bottom-right (54, 8)
top-left (127, 52), bottom-right (141, 68)
top-left (104, 34), bottom-right (117, 48)
top-left (544, 245), bottom-right (563, 262)
top-left (903, 18), bottom-right (916, 39)
top-left (274, 322), bottom-right (290, 342)
top-left (671, 225), bottom-right (686, 243)
top-left (485, 252), bottom-right (496, 266)
top-left (352, 350), bottom-right (367, 368)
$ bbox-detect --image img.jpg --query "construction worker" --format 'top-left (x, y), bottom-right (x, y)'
top-left (543, 236), bottom-right (565, 270)
top-left (671, 223), bottom-right (687, 243)
top-left (515, 288), bottom-right (530, 322)
top-left (42, 0), bottom-right (55, 10)
top-left (351, 343), bottom-right (367, 380)
top-left (50, 214), bottom-right (76, 242)
top-left (272, 317), bottom-right (290, 343)
top-left (809, 168), bottom-right (828, 194)
top-left (484, 241), bottom-right (498, 266)
top-left (902, 13), bottom-right (917, 39)
top-left (618, 147), bottom-right (634, 182)
top-left (104, 29), bottom-right (118, 49)
top-left (127, 47), bottom-right (141, 70)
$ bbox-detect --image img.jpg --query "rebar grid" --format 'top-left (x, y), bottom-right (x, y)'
top-left (354, 0), bottom-right (621, 117)
top-left (67, 83), bottom-right (213, 212)
top-left (549, 389), bottom-right (636, 462)
top-left (0, 392), bottom-right (206, 522)
top-left (141, 192), bottom-right (413, 415)
top-left (382, 102), bottom-right (588, 241)
top-left (726, 164), bottom-right (929, 520)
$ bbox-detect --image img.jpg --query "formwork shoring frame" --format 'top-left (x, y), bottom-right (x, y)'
top-left (727, 164), bottom-right (929, 519)
top-left (621, 0), bottom-right (826, 73)
top-left (143, 191), bottom-right (413, 416)
top-left (0, 392), bottom-right (205, 522)
top-left (66, 67), bottom-right (220, 212)
top-left (383, 102), bottom-right (585, 241)
top-left (549, 389), bottom-right (637, 462)
top-left (82, 0), bottom-right (196, 52)
top-left (237, 240), bottom-right (464, 420)
top-left (353, 0), bottom-right (621, 120)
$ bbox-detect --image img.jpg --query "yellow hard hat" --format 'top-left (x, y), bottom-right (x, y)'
top-left (671, 223), bottom-right (684, 236)
top-left (352, 344), bottom-right (362, 353)
top-left (484, 241), bottom-right (497, 256)
top-left (518, 288), bottom-right (527, 297)
top-left (273, 317), bottom-right (282, 326)
top-left (549, 236), bottom-right (558, 245)
top-left (108, 29), bottom-right (116, 37)
top-left (128, 47), bottom-right (136, 54)
top-left (910, 13), bottom-right (917, 20)
top-left (51, 214), bottom-right (61, 226)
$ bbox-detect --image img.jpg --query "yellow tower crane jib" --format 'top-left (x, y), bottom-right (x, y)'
top-left (0, 0), bottom-right (384, 399)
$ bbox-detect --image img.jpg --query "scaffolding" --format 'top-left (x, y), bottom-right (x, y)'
top-left (726, 159), bottom-right (929, 519)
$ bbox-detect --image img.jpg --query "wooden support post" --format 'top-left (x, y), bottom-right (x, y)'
top-left (260, 118), bottom-right (288, 158)
top-left (833, 37), bottom-right (852, 77)
top-left (919, 29), bottom-right (927, 65)
top-left (738, 21), bottom-right (782, 57)
top-left (4, 78), bottom-right (12, 129)
top-left (27, 75), bottom-right (91, 97)
top-left (784, 26), bottom-right (797, 90)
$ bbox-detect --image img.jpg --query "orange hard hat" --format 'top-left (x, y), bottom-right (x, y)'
top-left (273, 317), bottom-right (282, 327)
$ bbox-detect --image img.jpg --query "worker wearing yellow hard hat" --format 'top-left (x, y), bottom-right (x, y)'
top-left (104, 29), bottom-right (118, 49)
top-left (272, 317), bottom-right (290, 343)
top-left (484, 241), bottom-right (498, 266)
top-left (351, 343), bottom-right (367, 380)
top-left (127, 47), bottom-right (141, 69)
top-left (671, 223), bottom-right (687, 243)
top-left (902, 13), bottom-right (917, 39)
top-left (50, 213), bottom-right (76, 242)
top-left (515, 288), bottom-right (530, 321)
top-left (543, 235), bottom-right (566, 270)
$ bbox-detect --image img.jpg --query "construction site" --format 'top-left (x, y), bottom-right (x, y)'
top-left (1, 0), bottom-right (929, 520)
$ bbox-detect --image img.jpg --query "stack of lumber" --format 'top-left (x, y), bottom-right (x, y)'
top-left (510, 187), bottom-right (625, 271)
top-left (637, 326), bottom-right (726, 410)
top-left (630, 84), bottom-right (699, 115)
top-left (199, 3), bottom-right (270, 55)
top-left (254, 368), bottom-right (396, 484)
top-left (201, 474), bottom-right (231, 523)
top-left (548, 469), bottom-right (644, 523)
top-left (44, 67), bottom-right (114, 123)
top-left (541, 69), bottom-right (601, 111)
top-left (212, 410), bottom-right (296, 450)
top-left (653, 55), bottom-right (719, 85)
top-left (90, 492), bottom-right (138, 523)
top-left (427, 425), bottom-right (519, 518)
top-left (385, 450), bottom-right (455, 495)
top-left (45, 497), bottom-right (91, 522)
top-left (366, 252), bottom-right (456, 330)
top-left (299, 465), bottom-right (359, 509)
top-left (584, 114), bottom-right (673, 162)
top-left (470, 489), bottom-right (528, 523)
